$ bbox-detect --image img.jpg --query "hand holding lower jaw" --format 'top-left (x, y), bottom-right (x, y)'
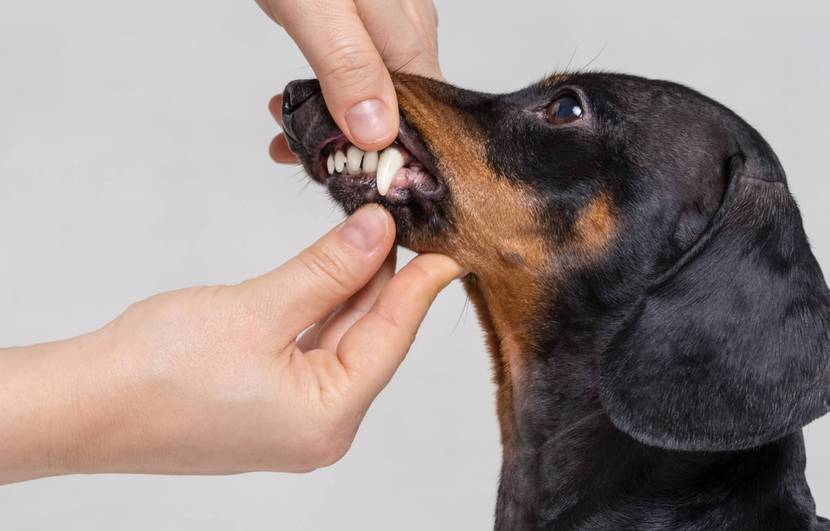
top-left (0, 0), bottom-right (454, 486)
top-left (0, 206), bottom-right (461, 483)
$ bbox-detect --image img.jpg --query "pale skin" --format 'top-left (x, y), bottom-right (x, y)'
top-left (258, 0), bottom-right (443, 161)
top-left (0, 0), bottom-right (447, 485)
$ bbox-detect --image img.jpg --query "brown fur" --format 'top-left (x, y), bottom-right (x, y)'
top-left (395, 76), bottom-right (556, 448)
top-left (280, 72), bottom-right (830, 530)
top-left (574, 194), bottom-right (616, 255)
top-left (393, 77), bottom-right (621, 450)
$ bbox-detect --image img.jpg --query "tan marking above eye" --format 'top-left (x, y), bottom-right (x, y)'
top-left (574, 194), bottom-right (617, 254)
top-left (541, 73), bottom-right (571, 87)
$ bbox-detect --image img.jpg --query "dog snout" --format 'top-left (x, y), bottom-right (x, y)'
top-left (282, 79), bottom-right (320, 115)
top-left (281, 79), bottom-right (323, 145)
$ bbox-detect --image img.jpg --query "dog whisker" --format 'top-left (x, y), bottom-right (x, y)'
top-left (580, 43), bottom-right (607, 72)
top-left (450, 295), bottom-right (471, 335)
top-left (390, 51), bottom-right (426, 76)
top-left (564, 44), bottom-right (580, 73)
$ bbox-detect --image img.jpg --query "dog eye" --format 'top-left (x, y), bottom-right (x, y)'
top-left (546, 95), bottom-right (583, 125)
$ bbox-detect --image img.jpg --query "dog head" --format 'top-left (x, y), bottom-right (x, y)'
top-left (282, 73), bottom-right (830, 452)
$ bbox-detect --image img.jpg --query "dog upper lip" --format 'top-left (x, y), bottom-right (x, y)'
top-left (313, 117), bottom-right (435, 174)
top-left (312, 115), bottom-right (445, 199)
top-left (397, 117), bottom-right (441, 180)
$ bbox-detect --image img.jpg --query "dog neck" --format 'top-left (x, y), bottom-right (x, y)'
top-left (462, 272), bottom-right (818, 530)
top-left (460, 263), bottom-right (549, 450)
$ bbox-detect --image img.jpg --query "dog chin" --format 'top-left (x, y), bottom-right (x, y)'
top-left (328, 186), bottom-right (450, 254)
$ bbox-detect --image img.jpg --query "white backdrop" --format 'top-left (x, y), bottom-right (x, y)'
top-left (1, 1), bottom-right (829, 529)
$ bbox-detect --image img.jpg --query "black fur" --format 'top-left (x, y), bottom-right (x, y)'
top-left (282, 73), bottom-right (830, 530)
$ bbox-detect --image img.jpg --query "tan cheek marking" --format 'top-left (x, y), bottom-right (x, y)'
top-left (394, 76), bottom-right (620, 453)
top-left (571, 193), bottom-right (617, 258)
top-left (393, 76), bottom-right (550, 283)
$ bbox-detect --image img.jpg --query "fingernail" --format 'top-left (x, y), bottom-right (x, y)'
top-left (345, 99), bottom-right (394, 145)
top-left (340, 206), bottom-right (389, 252)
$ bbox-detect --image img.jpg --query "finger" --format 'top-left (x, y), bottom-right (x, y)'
top-left (355, 0), bottom-right (443, 79)
top-left (268, 94), bottom-right (285, 126)
top-left (314, 247), bottom-right (397, 352)
top-left (241, 204), bottom-right (395, 339)
top-left (296, 249), bottom-right (394, 351)
top-left (267, 95), bottom-right (299, 164)
top-left (271, 0), bottom-right (399, 151)
top-left (270, 133), bottom-right (299, 164)
top-left (336, 253), bottom-right (463, 405)
top-left (254, 0), bottom-right (279, 24)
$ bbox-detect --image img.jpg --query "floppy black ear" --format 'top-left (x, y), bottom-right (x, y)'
top-left (600, 155), bottom-right (830, 451)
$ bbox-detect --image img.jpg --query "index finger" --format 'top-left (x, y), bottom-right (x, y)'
top-left (336, 253), bottom-right (463, 406)
top-left (270, 0), bottom-right (399, 151)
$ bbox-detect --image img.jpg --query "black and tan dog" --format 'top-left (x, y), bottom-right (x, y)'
top-left (281, 73), bottom-right (830, 530)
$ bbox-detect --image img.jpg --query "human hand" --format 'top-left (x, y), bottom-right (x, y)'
top-left (0, 205), bottom-right (461, 483)
top-left (256, 0), bottom-right (441, 162)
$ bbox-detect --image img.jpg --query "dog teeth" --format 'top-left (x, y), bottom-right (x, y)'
top-left (362, 151), bottom-right (378, 173)
top-left (376, 146), bottom-right (405, 196)
top-left (324, 143), bottom-right (403, 196)
top-left (334, 150), bottom-right (346, 173)
top-left (326, 154), bottom-right (335, 175)
top-left (346, 146), bottom-right (364, 175)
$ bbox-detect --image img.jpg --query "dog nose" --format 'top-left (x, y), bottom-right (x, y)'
top-left (282, 79), bottom-right (321, 116)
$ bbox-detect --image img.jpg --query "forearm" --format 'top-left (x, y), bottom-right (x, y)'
top-left (0, 333), bottom-right (120, 484)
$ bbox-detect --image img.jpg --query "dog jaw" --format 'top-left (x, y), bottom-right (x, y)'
top-left (392, 74), bottom-right (561, 447)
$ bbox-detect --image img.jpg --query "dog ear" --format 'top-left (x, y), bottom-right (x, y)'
top-left (600, 155), bottom-right (830, 451)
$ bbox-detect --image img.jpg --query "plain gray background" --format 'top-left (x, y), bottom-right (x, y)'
top-left (1, 1), bottom-right (828, 529)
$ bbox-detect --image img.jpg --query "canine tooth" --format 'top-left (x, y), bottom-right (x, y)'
top-left (376, 146), bottom-right (405, 196)
top-left (326, 154), bottom-right (335, 175)
top-left (346, 146), bottom-right (364, 174)
top-left (362, 151), bottom-right (379, 173)
top-left (334, 150), bottom-right (346, 173)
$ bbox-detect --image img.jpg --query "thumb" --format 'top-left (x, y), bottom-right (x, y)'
top-left (270, 0), bottom-right (399, 151)
top-left (244, 205), bottom-right (395, 340)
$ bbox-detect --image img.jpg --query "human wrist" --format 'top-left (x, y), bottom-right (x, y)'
top-left (0, 330), bottom-right (134, 482)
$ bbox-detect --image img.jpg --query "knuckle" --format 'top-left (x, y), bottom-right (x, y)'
top-left (321, 41), bottom-right (382, 89)
top-left (313, 434), bottom-right (353, 468)
top-left (296, 425), bottom-right (353, 469)
top-left (298, 246), bottom-right (355, 294)
top-left (406, 259), bottom-right (436, 284)
top-left (401, 259), bottom-right (442, 294)
top-left (371, 301), bottom-right (404, 331)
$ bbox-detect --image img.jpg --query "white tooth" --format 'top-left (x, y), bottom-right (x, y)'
top-left (346, 146), bottom-right (364, 174)
top-left (376, 146), bottom-right (405, 196)
top-left (362, 151), bottom-right (379, 173)
top-left (334, 150), bottom-right (346, 173)
top-left (326, 154), bottom-right (335, 175)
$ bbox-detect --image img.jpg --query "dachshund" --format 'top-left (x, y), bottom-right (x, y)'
top-left (280, 72), bottom-right (830, 530)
